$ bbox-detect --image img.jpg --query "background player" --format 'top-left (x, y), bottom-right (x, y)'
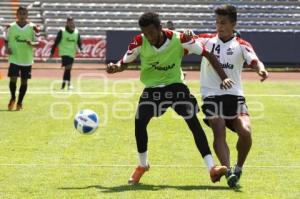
top-left (4, 6), bottom-right (40, 111)
top-left (50, 16), bottom-right (82, 90)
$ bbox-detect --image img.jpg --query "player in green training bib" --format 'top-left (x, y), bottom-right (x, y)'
top-left (4, 6), bottom-right (40, 111)
top-left (50, 16), bottom-right (82, 90)
top-left (107, 12), bottom-right (234, 185)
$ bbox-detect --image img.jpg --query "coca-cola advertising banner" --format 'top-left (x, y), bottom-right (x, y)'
top-left (0, 37), bottom-right (106, 60)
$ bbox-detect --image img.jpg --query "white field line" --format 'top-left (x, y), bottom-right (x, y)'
top-left (0, 91), bottom-right (299, 97)
top-left (0, 163), bottom-right (299, 169)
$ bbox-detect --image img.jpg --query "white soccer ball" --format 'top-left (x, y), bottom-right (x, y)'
top-left (74, 109), bottom-right (99, 134)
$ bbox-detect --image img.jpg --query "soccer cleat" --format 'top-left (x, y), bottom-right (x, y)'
top-left (233, 165), bottom-right (243, 184)
top-left (225, 168), bottom-right (239, 188)
top-left (128, 164), bottom-right (150, 185)
top-left (210, 165), bottom-right (227, 183)
top-left (8, 99), bottom-right (15, 111)
top-left (68, 85), bottom-right (74, 90)
top-left (16, 104), bottom-right (23, 111)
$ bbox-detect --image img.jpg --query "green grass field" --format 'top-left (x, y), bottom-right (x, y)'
top-left (0, 78), bottom-right (299, 199)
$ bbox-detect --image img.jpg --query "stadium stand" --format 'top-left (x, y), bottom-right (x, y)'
top-left (1, 0), bottom-right (300, 38)
top-left (0, 0), bottom-right (43, 36)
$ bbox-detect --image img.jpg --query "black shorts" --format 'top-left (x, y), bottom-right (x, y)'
top-left (201, 95), bottom-right (248, 132)
top-left (136, 83), bottom-right (199, 120)
top-left (61, 56), bottom-right (74, 67)
top-left (8, 63), bottom-right (32, 79)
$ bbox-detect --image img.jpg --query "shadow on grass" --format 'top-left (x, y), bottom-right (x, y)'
top-left (59, 183), bottom-right (240, 193)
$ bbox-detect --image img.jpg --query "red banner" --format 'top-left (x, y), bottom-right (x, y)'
top-left (0, 37), bottom-right (106, 60)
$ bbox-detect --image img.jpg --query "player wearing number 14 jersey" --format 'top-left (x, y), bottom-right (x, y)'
top-left (194, 5), bottom-right (269, 188)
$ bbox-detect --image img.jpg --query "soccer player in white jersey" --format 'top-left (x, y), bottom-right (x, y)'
top-left (107, 12), bottom-right (235, 185)
top-left (192, 5), bottom-right (268, 188)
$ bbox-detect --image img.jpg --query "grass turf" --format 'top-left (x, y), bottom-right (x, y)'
top-left (0, 78), bottom-right (299, 198)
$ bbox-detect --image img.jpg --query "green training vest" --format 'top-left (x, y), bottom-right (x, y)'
top-left (7, 22), bottom-right (35, 65)
top-left (58, 28), bottom-right (79, 58)
top-left (140, 32), bottom-right (184, 87)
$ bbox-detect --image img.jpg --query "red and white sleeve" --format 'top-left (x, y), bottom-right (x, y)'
top-left (238, 38), bottom-right (259, 66)
top-left (180, 32), bottom-right (206, 56)
top-left (3, 24), bottom-right (11, 41)
top-left (121, 34), bottom-right (142, 64)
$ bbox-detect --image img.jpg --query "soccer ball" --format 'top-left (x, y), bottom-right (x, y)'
top-left (74, 109), bottom-right (99, 134)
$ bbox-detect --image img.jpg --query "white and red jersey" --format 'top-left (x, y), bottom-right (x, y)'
top-left (196, 33), bottom-right (260, 98)
top-left (121, 29), bottom-right (206, 64)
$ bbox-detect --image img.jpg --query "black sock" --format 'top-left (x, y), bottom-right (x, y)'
top-left (67, 69), bottom-right (71, 84)
top-left (62, 69), bottom-right (71, 88)
top-left (9, 81), bottom-right (17, 100)
top-left (61, 81), bottom-right (66, 89)
top-left (17, 84), bottom-right (27, 105)
top-left (184, 115), bottom-right (212, 157)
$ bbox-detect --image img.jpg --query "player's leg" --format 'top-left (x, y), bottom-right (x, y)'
top-left (224, 96), bottom-right (250, 187)
top-left (7, 63), bottom-right (19, 110)
top-left (128, 89), bottom-right (156, 185)
top-left (61, 56), bottom-right (74, 90)
top-left (173, 84), bottom-right (227, 182)
top-left (61, 56), bottom-right (69, 89)
top-left (16, 66), bottom-right (32, 110)
top-left (231, 115), bottom-right (252, 180)
top-left (16, 78), bottom-right (28, 110)
top-left (201, 95), bottom-right (231, 168)
top-left (208, 117), bottom-right (230, 168)
top-left (64, 65), bottom-right (72, 90)
top-left (183, 115), bottom-right (227, 182)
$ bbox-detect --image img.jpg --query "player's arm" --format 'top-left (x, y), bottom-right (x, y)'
top-left (4, 25), bottom-right (12, 55)
top-left (27, 25), bottom-right (40, 47)
top-left (107, 35), bottom-right (142, 74)
top-left (77, 33), bottom-right (83, 52)
top-left (50, 30), bottom-right (62, 58)
top-left (239, 38), bottom-right (268, 82)
top-left (202, 51), bottom-right (235, 89)
top-left (250, 60), bottom-right (268, 82)
top-left (181, 33), bottom-right (234, 89)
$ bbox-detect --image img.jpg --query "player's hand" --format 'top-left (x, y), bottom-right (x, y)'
top-left (258, 69), bottom-right (268, 82)
top-left (26, 40), bottom-right (32, 46)
top-left (77, 51), bottom-right (84, 57)
top-left (5, 48), bottom-right (12, 55)
top-left (183, 29), bottom-right (195, 40)
top-left (106, 62), bottom-right (120, 74)
top-left (220, 78), bottom-right (235, 90)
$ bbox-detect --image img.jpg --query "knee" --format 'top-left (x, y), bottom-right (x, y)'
top-left (209, 118), bottom-right (225, 127)
top-left (135, 116), bottom-right (150, 130)
top-left (10, 77), bottom-right (17, 83)
top-left (209, 118), bottom-right (226, 134)
top-left (238, 125), bottom-right (252, 139)
top-left (21, 79), bottom-right (28, 85)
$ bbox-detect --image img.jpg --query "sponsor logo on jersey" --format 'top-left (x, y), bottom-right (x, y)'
top-left (15, 35), bottom-right (27, 43)
top-left (221, 62), bottom-right (234, 69)
top-left (227, 47), bottom-right (234, 55)
top-left (150, 61), bottom-right (176, 71)
top-left (67, 37), bottom-right (76, 42)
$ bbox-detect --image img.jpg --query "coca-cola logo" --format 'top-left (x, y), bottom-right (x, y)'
top-left (0, 37), bottom-right (106, 60)
top-left (81, 39), bottom-right (106, 59)
top-left (35, 39), bottom-right (54, 58)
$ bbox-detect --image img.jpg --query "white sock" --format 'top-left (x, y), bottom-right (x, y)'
top-left (204, 154), bottom-right (215, 172)
top-left (138, 151), bottom-right (148, 167)
top-left (234, 165), bottom-right (243, 172)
